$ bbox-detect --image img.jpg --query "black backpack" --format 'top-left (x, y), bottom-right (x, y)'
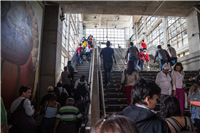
top-left (68, 65), bottom-right (74, 74)
top-left (77, 83), bottom-right (87, 98)
top-left (60, 88), bottom-right (68, 106)
top-left (81, 48), bottom-right (85, 55)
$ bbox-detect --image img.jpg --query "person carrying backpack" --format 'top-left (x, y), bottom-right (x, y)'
top-left (10, 86), bottom-right (37, 133)
top-left (74, 75), bottom-right (89, 100)
top-left (188, 75), bottom-right (200, 133)
top-left (57, 82), bottom-right (69, 107)
top-left (164, 96), bottom-right (196, 133)
top-left (67, 61), bottom-right (75, 81)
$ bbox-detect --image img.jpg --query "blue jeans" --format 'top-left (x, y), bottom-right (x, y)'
top-left (137, 60), bottom-right (141, 70)
top-left (171, 57), bottom-right (177, 66)
top-left (140, 60), bottom-right (144, 71)
top-left (41, 119), bottom-right (56, 133)
top-left (103, 63), bottom-right (113, 84)
top-left (78, 54), bottom-right (83, 63)
top-left (129, 56), bottom-right (138, 69)
top-left (86, 52), bottom-right (90, 61)
top-left (160, 59), bottom-right (168, 71)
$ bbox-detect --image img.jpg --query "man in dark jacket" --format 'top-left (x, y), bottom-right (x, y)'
top-left (118, 78), bottom-right (170, 133)
top-left (67, 61), bottom-right (75, 81)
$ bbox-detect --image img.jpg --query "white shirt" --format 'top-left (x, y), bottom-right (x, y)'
top-left (171, 71), bottom-right (185, 90)
top-left (85, 46), bottom-right (90, 53)
top-left (58, 87), bottom-right (69, 96)
top-left (136, 105), bottom-right (157, 114)
top-left (11, 97), bottom-right (34, 116)
top-left (156, 71), bottom-right (172, 95)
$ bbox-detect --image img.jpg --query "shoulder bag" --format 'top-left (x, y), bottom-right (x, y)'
top-left (121, 69), bottom-right (127, 93)
top-left (11, 99), bottom-right (37, 132)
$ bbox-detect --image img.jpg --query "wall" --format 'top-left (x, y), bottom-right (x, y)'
top-left (1, 1), bottom-right (43, 109)
top-left (181, 10), bottom-right (200, 70)
top-left (186, 10), bottom-right (200, 53)
top-left (178, 51), bottom-right (200, 71)
top-left (39, 5), bottom-right (62, 102)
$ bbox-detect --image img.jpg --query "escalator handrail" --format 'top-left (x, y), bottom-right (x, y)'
top-left (97, 46), bottom-right (106, 118)
top-left (79, 38), bottom-right (96, 133)
top-left (88, 38), bottom-right (95, 114)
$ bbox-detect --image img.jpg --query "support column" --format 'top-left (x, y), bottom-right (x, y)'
top-left (162, 17), bottom-right (168, 49)
top-left (144, 16), bottom-right (148, 45)
top-left (178, 10), bottom-right (200, 70)
top-left (39, 5), bottom-right (62, 101)
top-left (68, 14), bottom-right (71, 60)
top-left (186, 10), bottom-right (200, 53)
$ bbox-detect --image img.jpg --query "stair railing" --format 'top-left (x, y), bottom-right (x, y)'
top-left (84, 38), bottom-right (97, 133)
top-left (97, 46), bottom-right (106, 118)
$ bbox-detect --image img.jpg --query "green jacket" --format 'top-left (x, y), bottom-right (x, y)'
top-left (0, 97), bottom-right (7, 125)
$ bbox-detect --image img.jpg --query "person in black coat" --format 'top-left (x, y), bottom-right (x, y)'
top-left (118, 78), bottom-right (170, 133)
top-left (67, 61), bottom-right (75, 81)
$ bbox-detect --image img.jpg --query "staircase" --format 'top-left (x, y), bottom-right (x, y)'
top-left (74, 61), bottom-right (90, 82)
top-left (100, 48), bottom-right (198, 116)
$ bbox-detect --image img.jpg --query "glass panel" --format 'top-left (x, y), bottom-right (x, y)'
top-left (183, 38), bottom-right (188, 45)
top-left (178, 41), bottom-right (182, 48)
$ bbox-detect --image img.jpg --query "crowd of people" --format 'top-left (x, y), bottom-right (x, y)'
top-left (124, 40), bottom-right (177, 72)
top-left (76, 35), bottom-right (93, 64)
top-left (1, 44), bottom-right (92, 133)
top-left (125, 41), bottom-right (150, 71)
top-left (3, 62), bottom-right (90, 133)
top-left (1, 38), bottom-right (200, 133)
top-left (99, 40), bottom-right (200, 133)
top-left (1, 35), bottom-right (95, 133)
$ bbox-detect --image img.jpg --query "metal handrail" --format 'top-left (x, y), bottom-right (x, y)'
top-left (87, 39), bottom-right (95, 85)
top-left (97, 46), bottom-right (106, 118)
top-left (79, 38), bottom-right (96, 133)
top-left (88, 38), bottom-right (95, 114)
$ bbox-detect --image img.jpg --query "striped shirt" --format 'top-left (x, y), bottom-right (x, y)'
top-left (56, 104), bottom-right (82, 122)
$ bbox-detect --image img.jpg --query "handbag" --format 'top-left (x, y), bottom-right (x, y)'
top-left (121, 69), bottom-right (127, 93)
top-left (11, 99), bottom-right (37, 132)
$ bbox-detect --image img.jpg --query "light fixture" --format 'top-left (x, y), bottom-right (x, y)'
top-left (60, 8), bottom-right (65, 22)
top-left (95, 25), bottom-right (97, 28)
top-left (94, 16), bottom-right (97, 20)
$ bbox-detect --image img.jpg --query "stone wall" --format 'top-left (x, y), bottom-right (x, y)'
top-left (178, 51), bottom-right (200, 71)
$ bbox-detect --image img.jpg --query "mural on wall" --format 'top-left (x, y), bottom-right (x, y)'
top-left (1, 1), bottom-right (43, 109)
